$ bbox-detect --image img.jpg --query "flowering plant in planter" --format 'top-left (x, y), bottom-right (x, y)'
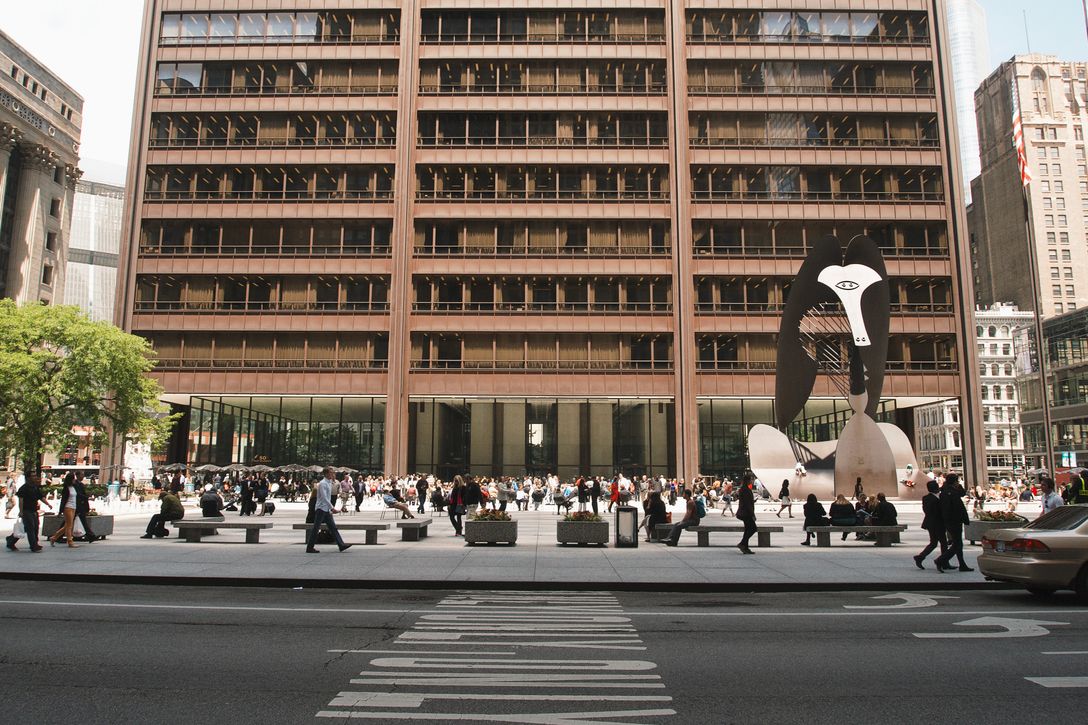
top-left (564, 511), bottom-right (602, 522)
top-left (976, 510), bottom-right (1027, 523)
top-left (472, 509), bottom-right (511, 522)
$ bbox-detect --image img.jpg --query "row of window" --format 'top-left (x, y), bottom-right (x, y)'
top-left (160, 11), bottom-right (399, 44)
top-left (149, 113), bottom-right (396, 149)
top-left (157, 10), bottom-right (931, 46)
top-left (981, 363), bottom-right (1016, 377)
top-left (151, 60), bottom-right (934, 98)
top-left (686, 10), bottom-right (929, 44)
top-left (136, 218), bottom-right (951, 260)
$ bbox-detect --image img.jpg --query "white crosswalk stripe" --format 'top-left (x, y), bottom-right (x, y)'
top-left (316, 591), bottom-right (675, 723)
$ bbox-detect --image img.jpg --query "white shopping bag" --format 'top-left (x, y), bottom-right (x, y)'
top-left (71, 518), bottom-right (85, 539)
top-left (12, 517), bottom-right (25, 539)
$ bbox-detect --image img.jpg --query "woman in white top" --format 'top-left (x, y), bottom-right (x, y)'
top-left (49, 473), bottom-right (81, 548)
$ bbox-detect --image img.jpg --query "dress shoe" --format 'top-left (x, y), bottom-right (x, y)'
top-left (306, 547), bottom-right (320, 553)
top-left (801, 540), bottom-right (810, 546)
top-left (140, 534), bottom-right (153, 539)
top-left (913, 555), bottom-right (925, 570)
top-left (5, 535), bottom-right (17, 551)
top-left (957, 565), bottom-right (975, 572)
top-left (338, 544), bottom-right (353, 552)
top-left (31, 546), bottom-right (43, 552)
top-left (741, 547), bottom-right (755, 555)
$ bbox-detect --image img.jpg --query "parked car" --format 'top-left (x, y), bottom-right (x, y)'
top-left (978, 504), bottom-right (1088, 601)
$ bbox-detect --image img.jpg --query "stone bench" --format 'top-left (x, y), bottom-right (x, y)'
top-left (805, 525), bottom-right (908, 548)
top-left (174, 520), bottom-right (271, 543)
top-left (175, 516), bottom-right (224, 538)
top-left (293, 522), bottom-right (391, 545)
top-left (396, 518), bottom-right (432, 541)
top-left (691, 524), bottom-right (784, 548)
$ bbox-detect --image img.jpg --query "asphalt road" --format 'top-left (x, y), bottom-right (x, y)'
top-left (1, 582), bottom-right (1086, 724)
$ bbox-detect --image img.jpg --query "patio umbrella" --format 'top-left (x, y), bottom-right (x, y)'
top-left (276, 464), bottom-right (307, 473)
top-left (193, 464), bottom-right (222, 473)
top-left (307, 465), bottom-right (325, 473)
top-left (249, 464), bottom-right (274, 473)
top-left (159, 463), bottom-right (188, 472)
top-left (222, 463), bottom-right (249, 473)
top-left (335, 466), bottom-right (359, 474)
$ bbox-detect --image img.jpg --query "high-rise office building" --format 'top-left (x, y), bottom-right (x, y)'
top-left (64, 179), bottom-right (124, 322)
top-left (118, 2), bottom-right (981, 480)
top-left (0, 29), bottom-right (83, 305)
top-left (944, 0), bottom-right (989, 204)
top-left (971, 55), bottom-right (1088, 318)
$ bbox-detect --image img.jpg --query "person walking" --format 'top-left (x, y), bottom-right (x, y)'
top-left (776, 479), bottom-right (793, 518)
top-left (11, 474), bottom-right (51, 552)
top-left (49, 472), bottom-right (83, 548)
top-left (934, 473), bottom-right (973, 572)
top-left (576, 477), bottom-right (589, 512)
top-left (800, 493), bottom-right (829, 545)
top-left (665, 489), bottom-right (701, 547)
top-left (416, 476), bottom-right (429, 515)
top-left (306, 467), bottom-right (352, 554)
top-left (590, 477), bottom-right (602, 515)
top-left (1070, 474), bottom-right (1088, 504)
top-left (914, 480), bottom-right (947, 570)
top-left (447, 475), bottom-right (466, 536)
top-left (353, 477), bottom-right (367, 512)
top-left (735, 474), bottom-right (757, 554)
top-left (71, 473), bottom-right (100, 543)
top-left (1039, 477), bottom-right (1065, 517)
top-left (853, 477), bottom-right (864, 501)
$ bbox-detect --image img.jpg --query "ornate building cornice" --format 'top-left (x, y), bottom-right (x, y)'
top-left (18, 142), bottom-right (60, 172)
top-left (65, 163), bottom-right (83, 189)
top-left (0, 122), bottom-right (21, 153)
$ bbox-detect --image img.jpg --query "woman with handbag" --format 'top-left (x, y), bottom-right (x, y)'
top-left (49, 472), bottom-right (82, 548)
top-left (447, 476), bottom-right (467, 536)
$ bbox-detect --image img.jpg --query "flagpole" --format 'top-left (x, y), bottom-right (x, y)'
top-left (1013, 78), bottom-right (1056, 479)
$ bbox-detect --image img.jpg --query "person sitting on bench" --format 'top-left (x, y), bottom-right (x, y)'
top-left (828, 494), bottom-right (856, 541)
top-left (141, 489), bottom-right (184, 539)
top-left (199, 484), bottom-right (224, 518)
top-left (382, 488), bottom-right (415, 519)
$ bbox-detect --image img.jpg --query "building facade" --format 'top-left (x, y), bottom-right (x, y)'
top-left (1015, 306), bottom-right (1088, 473)
top-left (971, 55), bottom-right (1088, 318)
top-left (118, 1), bottom-right (981, 480)
top-left (915, 303), bottom-right (1031, 480)
top-left (0, 29), bottom-right (83, 305)
top-left (63, 179), bottom-right (124, 322)
top-left (943, 0), bottom-right (988, 204)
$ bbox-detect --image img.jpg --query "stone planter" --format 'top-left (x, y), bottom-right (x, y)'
top-left (464, 519), bottom-right (518, 545)
top-left (965, 519), bottom-right (1026, 545)
top-left (557, 520), bottom-right (609, 546)
top-left (42, 514), bottom-right (115, 539)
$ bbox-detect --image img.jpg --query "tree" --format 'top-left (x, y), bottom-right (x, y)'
top-left (0, 300), bottom-right (176, 477)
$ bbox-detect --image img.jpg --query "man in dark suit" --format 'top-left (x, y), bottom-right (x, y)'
top-left (934, 473), bottom-right (973, 572)
top-left (914, 480), bottom-right (946, 569)
top-left (735, 474), bottom-right (757, 554)
top-left (353, 477), bottom-right (366, 512)
top-left (415, 476), bottom-right (429, 514)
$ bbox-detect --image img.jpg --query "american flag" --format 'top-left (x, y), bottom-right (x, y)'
top-left (1012, 80), bottom-right (1032, 187)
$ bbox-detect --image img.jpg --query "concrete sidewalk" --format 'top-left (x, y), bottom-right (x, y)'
top-left (0, 498), bottom-right (1021, 591)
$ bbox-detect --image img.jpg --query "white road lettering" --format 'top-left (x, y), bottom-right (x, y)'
top-left (1025, 677), bottom-right (1088, 688)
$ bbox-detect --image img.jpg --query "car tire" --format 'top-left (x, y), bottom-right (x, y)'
top-left (1075, 565), bottom-right (1088, 605)
top-left (1026, 586), bottom-right (1057, 597)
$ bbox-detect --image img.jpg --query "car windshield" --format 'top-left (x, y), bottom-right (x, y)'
top-left (1024, 505), bottom-right (1088, 531)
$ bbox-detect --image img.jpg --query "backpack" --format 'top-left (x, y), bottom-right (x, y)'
top-left (695, 497), bottom-right (707, 519)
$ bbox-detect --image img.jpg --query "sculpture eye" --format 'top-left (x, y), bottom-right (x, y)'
top-left (835, 280), bottom-right (859, 290)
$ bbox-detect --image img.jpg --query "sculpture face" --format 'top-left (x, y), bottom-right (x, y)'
top-left (816, 264), bottom-right (882, 347)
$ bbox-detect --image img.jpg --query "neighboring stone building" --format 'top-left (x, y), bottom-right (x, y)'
top-left (971, 55), bottom-right (1088, 318)
top-left (1015, 306), bottom-right (1088, 472)
top-left (0, 28), bottom-right (83, 305)
top-left (63, 179), bottom-right (123, 322)
top-left (118, 2), bottom-right (982, 479)
top-left (917, 303), bottom-right (1032, 481)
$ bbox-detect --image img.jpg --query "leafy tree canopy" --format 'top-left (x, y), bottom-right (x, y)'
top-left (0, 300), bottom-right (175, 475)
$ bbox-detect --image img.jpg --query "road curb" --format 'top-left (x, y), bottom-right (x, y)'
top-left (0, 571), bottom-right (1018, 593)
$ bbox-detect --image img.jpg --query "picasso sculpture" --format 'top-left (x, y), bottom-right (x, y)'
top-left (747, 235), bottom-right (926, 500)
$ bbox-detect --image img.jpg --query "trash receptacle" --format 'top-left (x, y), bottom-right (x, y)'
top-left (107, 482), bottom-right (121, 500)
top-left (120, 484), bottom-right (130, 501)
top-left (615, 506), bottom-right (638, 548)
top-left (183, 481), bottom-right (195, 494)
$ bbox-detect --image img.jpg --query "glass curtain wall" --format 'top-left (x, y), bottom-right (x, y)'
top-left (408, 397), bottom-right (675, 480)
top-left (188, 396), bottom-right (385, 470)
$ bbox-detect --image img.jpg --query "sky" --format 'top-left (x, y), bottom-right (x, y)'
top-left (1, 0), bottom-right (1086, 186)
